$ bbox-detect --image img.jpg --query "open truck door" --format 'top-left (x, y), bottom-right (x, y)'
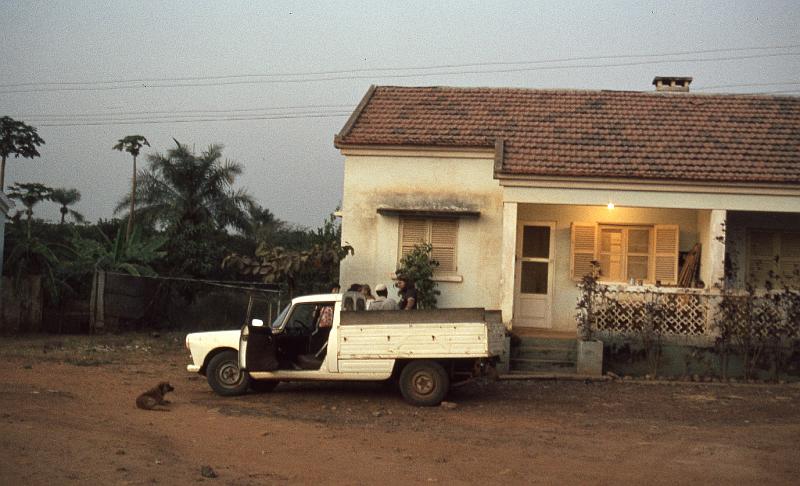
top-left (239, 294), bottom-right (281, 372)
top-left (240, 319), bottom-right (280, 372)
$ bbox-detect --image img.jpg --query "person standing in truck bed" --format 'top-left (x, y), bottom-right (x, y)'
top-left (396, 275), bottom-right (417, 310)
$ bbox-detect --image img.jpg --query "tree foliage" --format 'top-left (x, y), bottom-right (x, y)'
top-left (396, 243), bottom-right (440, 309)
top-left (3, 221), bottom-right (62, 302)
top-left (7, 182), bottom-right (53, 226)
top-left (0, 116), bottom-right (45, 189)
top-left (223, 212), bottom-right (353, 296)
top-left (68, 226), bottom-right (166, 277)
top-left (115, 140), bottom-right (254, 234)
top-left (50, 188), bottom-right (84, 224)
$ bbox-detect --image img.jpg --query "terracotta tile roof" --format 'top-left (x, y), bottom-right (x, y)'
top-left (335, 86), bottom-right (800, 184)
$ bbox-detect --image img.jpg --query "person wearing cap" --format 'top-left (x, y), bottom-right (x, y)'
top-left (368, 283), bottom-right (399, 311)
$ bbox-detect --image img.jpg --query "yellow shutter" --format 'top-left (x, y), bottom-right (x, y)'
top-left (571, 223), bottom-right (596, 281)
top-left (430, 219), bottom-right (458, 273)
top-left (399, 218), bottom-right (429, 259)
top-left (654, 224), bottom-right (679, 285)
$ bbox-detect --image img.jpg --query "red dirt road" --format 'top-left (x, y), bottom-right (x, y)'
top-left (1, 333), bottom-right (799, 485)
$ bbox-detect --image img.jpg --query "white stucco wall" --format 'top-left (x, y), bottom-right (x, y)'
top-left (339, 153), bottom-right (504, 310)
top-left (516, 204), bottom-right (701, 331)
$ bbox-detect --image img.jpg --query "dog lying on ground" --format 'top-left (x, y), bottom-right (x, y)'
top-left (135, 382), bottom-right (174, 411)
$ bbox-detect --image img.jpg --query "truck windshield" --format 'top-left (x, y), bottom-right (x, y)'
top-left (270, 304), bottom-right (291, 330)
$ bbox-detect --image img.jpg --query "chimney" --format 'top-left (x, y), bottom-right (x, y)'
top-left (652, 76), bottom-right (692, 93)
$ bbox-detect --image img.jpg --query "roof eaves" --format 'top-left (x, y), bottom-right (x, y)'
top-left (334, 84), bottom-right (378, 149)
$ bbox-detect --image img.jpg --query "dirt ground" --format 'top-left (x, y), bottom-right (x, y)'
top-left (1, 333), bottom-right (799, 485)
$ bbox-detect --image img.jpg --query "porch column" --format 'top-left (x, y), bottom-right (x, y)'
top-left (703, 209), bottom-right (727, 338)
top-left (500, 202), bottom-right (517, 328)
top-left (707, 209), bottom-right (727, 287)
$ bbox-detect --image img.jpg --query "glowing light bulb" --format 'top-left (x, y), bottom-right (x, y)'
top-left (607, 202), bottom-right (615, 210)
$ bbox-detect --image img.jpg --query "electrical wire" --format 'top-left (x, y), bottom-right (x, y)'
top-left (693, 81), bottom-right (800, 91)
top-left (2, 51), bottom-right (799, 94)
top-left (34, 112), bottom-right (351, 127)
top-left (14, 103), bottom-right (356, 119)
top-left (2, 43), bottom-right (798, 89)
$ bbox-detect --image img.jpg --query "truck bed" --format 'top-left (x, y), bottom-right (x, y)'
top-left (338, 308), bottom-right (505, 359)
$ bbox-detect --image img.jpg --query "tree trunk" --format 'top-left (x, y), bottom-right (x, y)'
top-left (0, 155), bottom-right (6, 191)
top-left (126, 154), bottom-right (137, 241)
top-left (60, 207), bottom-right (67, 224)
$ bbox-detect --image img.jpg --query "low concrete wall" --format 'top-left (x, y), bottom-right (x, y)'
top-left (603, 336), bottom-right (800, 382)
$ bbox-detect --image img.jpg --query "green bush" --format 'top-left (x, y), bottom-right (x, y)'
top-left (396, 243), bottom-right (440, 309)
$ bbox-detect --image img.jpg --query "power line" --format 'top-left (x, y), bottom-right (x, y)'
top-left (694, 81), bottom-right (800, 91)
top-left (14, 103), bottom-right (356, 119)
top-left (34, 112), bottom-right (351, 127)
top-left (2, 43), bottom-right (798, 89)
top-left (23, 109), bottom-right (351, 123)
top-left (2, 51), bottom-right (799, 94)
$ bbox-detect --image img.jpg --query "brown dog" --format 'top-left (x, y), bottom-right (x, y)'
top-left (136, 382), bottom-right (174, 411)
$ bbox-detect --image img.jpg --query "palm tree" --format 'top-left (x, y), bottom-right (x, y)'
top-left (113, 135), bottom-right (149, 241)
top-left (50, 188), bottom-right (84, 224)
top-left (1, 117), bottom-right (45, 190)
top-left (7, 182), bottom-right (52, 234)
top-left (115, 140), bottom-right (254, 233)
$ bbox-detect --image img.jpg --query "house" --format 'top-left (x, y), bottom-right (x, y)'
top-left (333, 79), bottom-right (800, 342)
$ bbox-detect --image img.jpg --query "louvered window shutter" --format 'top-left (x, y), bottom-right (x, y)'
top-left (571, 223), bottom-right (596, 281)
top-left (779, 233), bottom-right (800, 284)
top-left (748, 231), bottom-right (776, 286)
top-left (430, 219), bottom-right (458, 273)
top-left (654, 225), bottom-right (679, 285)
top-left (399, 218), bottom-right (429, 259)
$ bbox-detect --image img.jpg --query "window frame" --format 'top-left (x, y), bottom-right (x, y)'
top-left (597, 224), bottom-right (655, 284)
top-left (570, 222), bottom-right (679, 286)
top-left (397, 216), bottom-right (459, 276)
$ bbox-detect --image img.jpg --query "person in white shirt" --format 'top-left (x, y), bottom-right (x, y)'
top-left (368, 283), bottom-right (399, 310)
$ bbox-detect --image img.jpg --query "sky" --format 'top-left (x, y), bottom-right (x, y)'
top-left (1, 1), bottom-right (798, 228)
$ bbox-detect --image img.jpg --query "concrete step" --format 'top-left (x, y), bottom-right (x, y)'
top-left (516, 337), bottom-right (577, 348)
top-left (510, 357), bottom-right (576, 373)
top-left (514, 346), bottom-right (577, 362)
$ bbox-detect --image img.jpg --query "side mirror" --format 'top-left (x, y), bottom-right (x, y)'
top-left (251, 318), bottom-right (264, 327)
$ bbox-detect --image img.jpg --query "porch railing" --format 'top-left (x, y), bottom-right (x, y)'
top-left (592, 285), bottom-right (711, 337)
top-left (590, 284), bottom-right (800, 339)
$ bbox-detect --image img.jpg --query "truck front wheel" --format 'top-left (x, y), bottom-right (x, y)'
top-left (207, 350), bottom-right (250, 396)
top-left (399, 360), bottom-right (449, 406)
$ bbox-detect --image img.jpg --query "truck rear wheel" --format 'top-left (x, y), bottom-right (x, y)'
top-left (399, 360), bottom-right (449, 406)
top-left (207, 350), bottom-right (250, 396)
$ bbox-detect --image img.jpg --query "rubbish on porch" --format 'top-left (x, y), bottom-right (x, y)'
top-left (678, 243), bottom-right (701, 288)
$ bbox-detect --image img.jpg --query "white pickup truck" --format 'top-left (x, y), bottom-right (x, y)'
top-left (186, 292), bottom-right (505, 406)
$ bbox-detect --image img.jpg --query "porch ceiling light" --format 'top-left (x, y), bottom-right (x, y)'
top-left (607, 201), bottom-right (615, 210)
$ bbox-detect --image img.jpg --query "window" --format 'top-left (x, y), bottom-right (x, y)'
top-left (597, 225), bottom-right (651, 283)
top-left (571, 223), bottom-right (679, 285)
top-left (747, 230), bottom-right (800, 287)
top-left (399, 217), bottom-right (458, 274)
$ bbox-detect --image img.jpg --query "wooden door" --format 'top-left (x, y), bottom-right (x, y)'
top-left (514, 222), bottom-right (555, 328)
